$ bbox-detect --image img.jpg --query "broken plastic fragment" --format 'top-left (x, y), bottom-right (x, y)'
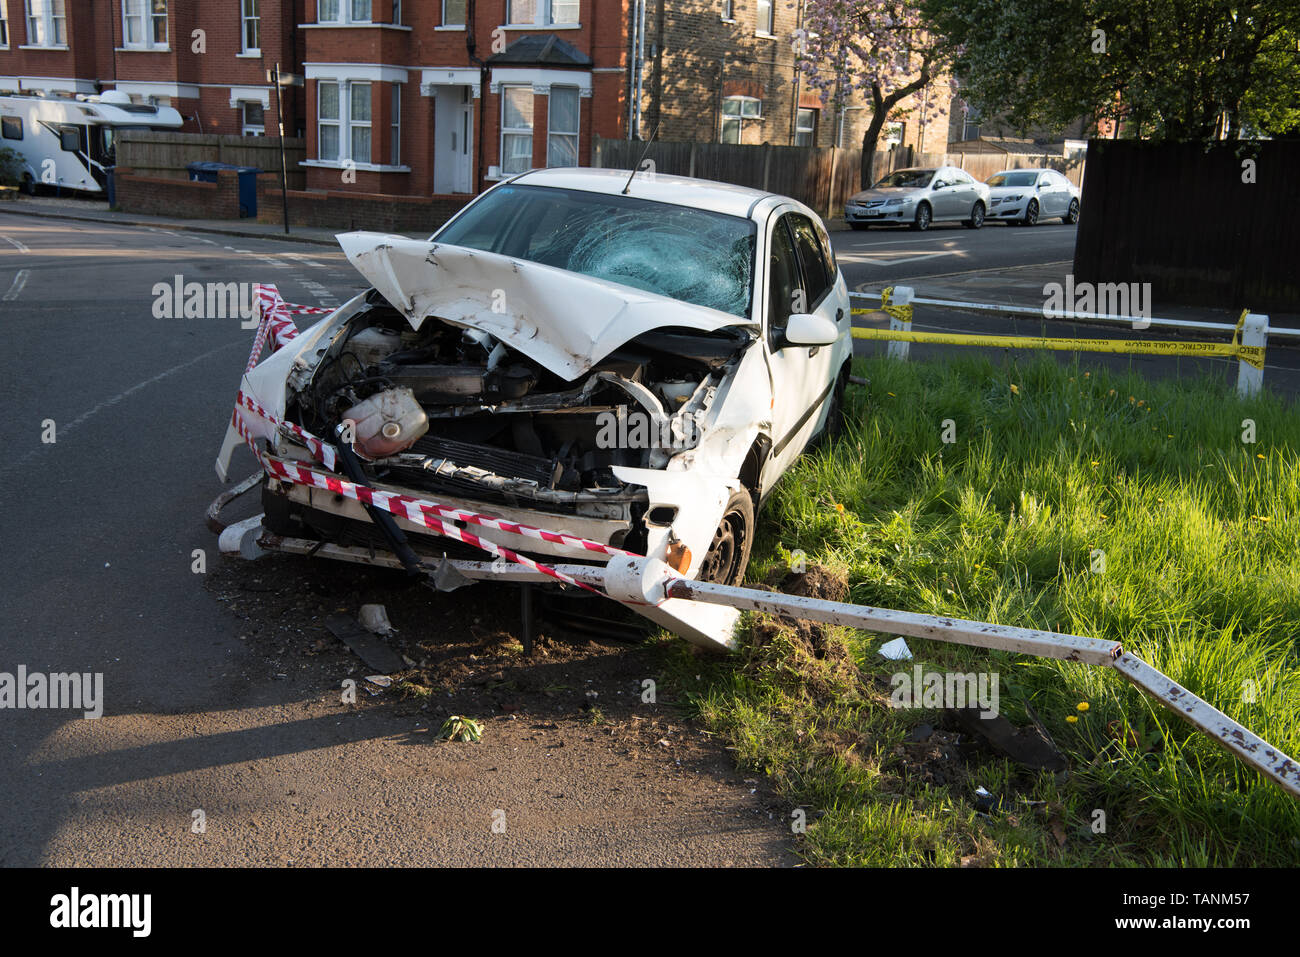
top-left (878, 637), bottom-right (913, 660)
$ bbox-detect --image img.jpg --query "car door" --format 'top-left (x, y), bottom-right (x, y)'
top-left (952, 170), bottom-right (978, 218)
top-left (761, 209), bottom-right (841, 484)
top-left (1037, 172), bottom-right (1061, 216)
top-left (928, 172), bottom-right (955, 218)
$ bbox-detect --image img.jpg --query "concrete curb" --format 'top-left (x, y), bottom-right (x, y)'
top-left (0, 203), bottom-right (343, 247)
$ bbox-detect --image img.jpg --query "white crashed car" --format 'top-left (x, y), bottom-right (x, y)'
top-left (216, 167), bottom-right (852, 594)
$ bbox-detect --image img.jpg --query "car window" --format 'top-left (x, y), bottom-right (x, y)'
top-left (787, 213), bottom-right (833, 311)
top-left (767, 217), bottom-right (801, 346)
top-left (988, 171), bottom-right (1037, 187)
top-left (872, 169), bottom-right (934, 189)
top-left (435, 184), bottom-right (757, 318)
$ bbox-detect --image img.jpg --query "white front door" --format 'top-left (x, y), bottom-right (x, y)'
top-left (433, 85), bottom-right (473, 194)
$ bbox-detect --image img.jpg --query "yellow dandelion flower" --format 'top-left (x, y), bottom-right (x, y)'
top-left (1077, 702), bottom-right (1090, 713)
top-left (1066, 715), bottom-right (1079, 724)
top-left (835, 503), bottom-right (845, 514)
top-left (1010, 384), bottom-right (1020, 395)
top-left (1256, 453), bottom-right (1265, 460)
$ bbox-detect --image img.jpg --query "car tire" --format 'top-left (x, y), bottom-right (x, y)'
top-left (1062, 198), bottom-right (1079, 225)
top-left (1022, 199), bottom-right (1039, 226)
top-left (698, 488), bottom-right (755, 586)
top-left (964, 201), bottom-right (985, 229)
top-left (849, 222), bottom-right (869, 231)
top-left (910, 202), bottom-right (932, 231)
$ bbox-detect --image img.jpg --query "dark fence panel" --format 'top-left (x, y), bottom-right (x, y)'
top-left (1075, 140), bottom-right (1300, 313)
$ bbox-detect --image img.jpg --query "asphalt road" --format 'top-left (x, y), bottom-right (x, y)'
top-left (0, 215), bottom-right (793, 867)
top-left (830, 217), bottom-right (1078, 286)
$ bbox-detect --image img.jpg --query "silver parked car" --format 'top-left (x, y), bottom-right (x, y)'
top-left (985, 168), bottom-right (1080, 225)
top-left (844, 166), bottom-right (991, 231)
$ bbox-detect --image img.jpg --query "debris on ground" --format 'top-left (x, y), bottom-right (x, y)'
top-left (359, 603), bottom-right (395, 636)
top-left (878, 637), bottom-right (913, 660)
top-left (438, 715), bottom-right (484, 742)
top-left (952, 704), bottom-right (1067, 771)
top-left (325, 612), bottom-right (406, 674)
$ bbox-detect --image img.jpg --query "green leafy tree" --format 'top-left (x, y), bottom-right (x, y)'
top-left (924, 0), bottom-right (1300, 141)
top-left (0, 146), bottom-right (24, 188)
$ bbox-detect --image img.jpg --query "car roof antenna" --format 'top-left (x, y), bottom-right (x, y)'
top-left (622, 124), bottom-right (660, 195)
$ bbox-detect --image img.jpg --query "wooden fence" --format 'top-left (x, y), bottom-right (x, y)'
top-left (1074, 139), bottom-right (1298, 313)
top-left (592, 138), bottom-right (1084, 220)
top-left (117, 131), bottom-right (306, 190)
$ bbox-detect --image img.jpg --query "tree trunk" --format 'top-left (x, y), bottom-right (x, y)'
top-left (858, 68), bottom-right (932, 190)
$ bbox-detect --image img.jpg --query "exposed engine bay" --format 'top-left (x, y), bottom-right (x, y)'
top-left (283, 290), bottom-right (749, 542)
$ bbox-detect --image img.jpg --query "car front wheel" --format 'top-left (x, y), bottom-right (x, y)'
top-left (1023, 199), bottom-right (1039, 226)
top-left (697, 489), bottom-right (755, 586)
top-left (964, 201), bottom-right (985, 229)
top-left (1063, 198), bottom-right (1079, 225)
top-left (910, 202), bottom-right (932, 231)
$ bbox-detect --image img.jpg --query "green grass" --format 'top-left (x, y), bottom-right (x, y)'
top-left (662, 353), bottom-right (1300, 866)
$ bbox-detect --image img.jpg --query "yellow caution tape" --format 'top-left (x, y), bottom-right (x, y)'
top-left (851, 286), bottom-right (913, 324)
top-left (850, 327), bottom-right (1266, 369)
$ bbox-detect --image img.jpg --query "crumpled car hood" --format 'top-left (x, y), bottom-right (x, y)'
top-left (338, 232), bottom-right (757, 381)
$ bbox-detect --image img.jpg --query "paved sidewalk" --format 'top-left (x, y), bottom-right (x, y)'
top-left (0, 194), bottom-right (430, 247)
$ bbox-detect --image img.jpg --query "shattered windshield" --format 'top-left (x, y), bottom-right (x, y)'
top-left (433, 184), bottom-right (756, 318)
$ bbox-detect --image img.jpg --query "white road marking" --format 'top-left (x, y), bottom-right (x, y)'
top-left (2, 268), bottom-right (30, 301)
top-left (1, 234), bottom-right (31, 253)
top-left (838, 249), bottom-right (959, 266)
top-left (281, 252), bottom-right (331, 270)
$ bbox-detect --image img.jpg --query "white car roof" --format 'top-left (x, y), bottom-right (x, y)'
top-left (507, 167), bottom-right (781, 221)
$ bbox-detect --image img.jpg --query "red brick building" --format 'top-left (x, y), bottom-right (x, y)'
top-left (0, 1), bottom-right (304, 140)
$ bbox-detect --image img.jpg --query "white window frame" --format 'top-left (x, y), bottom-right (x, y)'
top-left (721, 95), bottom-right (760, 143)
top-left (348, 80), bottom-right (372, 165)
top-left (795, 107), bottom-right (816, 146)
top-left (390, 82), bottom-right (401, 166)
top-left (0, 2), bottom-right (10, 49)
top-left (500, 83), bottom-right (534, 175)
top-left (755, 0), bottom-right (773, 37)
top-left (317, 80), bottom-right (341, 162)
top-left (241, 101), bottom-right (265, 136)
top-left (317, 0), bottom-right (371, 24)
top-left (506, 0), bottom-right (578, 27)
top-left (440, 0), bottom-right (465, 27)
top-left (24, 0), bottom-right (67, 48)
top-left (547, 84), bottom-right (579, 168)
top-left (241, 0), bottom-right (260, 54)
top-left (122, 0), bottom-right (167, 50)
top-left (720, 0), bottom-right (734, 21)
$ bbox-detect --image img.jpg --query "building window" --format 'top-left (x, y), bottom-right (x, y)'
top-left (25, 0), bottom-right (67, 47)
top-left (318, 81), bottom-right (340, 160)
top-left (241, 102), bottom-right (265, 136)
top-left (756, 0), bottom-right (773, 35)
top-left (391, 0), bottom-right (400, 24)
top-left (721, 0), bottom-right (733, 20)
top-left (501, 85), bottom-right (534, 174)
top-left (317, 0), bottom-right (370, 23)
top-left (390, 83), bottom-right (401, 165)
top-left (349, 81), bottom-right (372, 163)
top-left (721, 96), bottom-right (760, 143)
top-left (547, 85), bottom-right (579, 167)
top-left (123, 0), bottom-right (166, 48)
top-left (2, 116), bottom-right (22, 140)
top-left (241, 0), bottom-right (259, 53)
top-left (442, 0), bottom-right (465, 25)
top-left (0, 3), bottom-right (9, 47)
top-left (508, 0), bottom-right (576, 26)
top-left (795, 108), bottom-right (816, 146)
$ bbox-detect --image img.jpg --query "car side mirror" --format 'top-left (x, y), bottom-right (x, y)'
top-left (783, 312), bottom-right (839, 348)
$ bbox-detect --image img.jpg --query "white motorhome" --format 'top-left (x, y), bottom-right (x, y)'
top-left (0, 90), bottom-right (183, 194)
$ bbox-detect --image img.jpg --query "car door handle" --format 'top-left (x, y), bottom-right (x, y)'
top-left (836, 308), bottom-right (845, 323)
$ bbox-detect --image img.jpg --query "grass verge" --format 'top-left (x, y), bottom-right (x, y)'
top-left (662, 353), bottom-right (1300, 866)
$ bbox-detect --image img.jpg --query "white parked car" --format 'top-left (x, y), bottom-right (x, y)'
top-left (984, 168), bottom-right (1080, 225)
top-left (215, 168), bottom-right (853, 590)
top-left (844, 166), bottom-right (992, 231)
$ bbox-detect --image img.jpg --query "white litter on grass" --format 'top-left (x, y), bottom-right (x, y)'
top-left (878, 637), bottom-right (913, 660)
top-left (359, 604), bottom-right (394, 636)
top-left (364, 675), bottom-right (393, 687)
